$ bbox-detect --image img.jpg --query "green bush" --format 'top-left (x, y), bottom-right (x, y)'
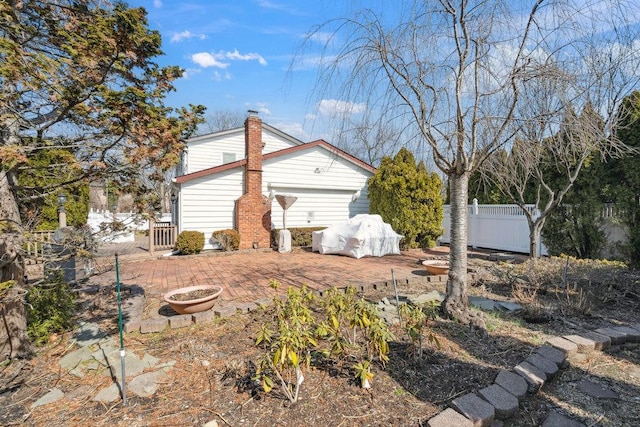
top-left (270, 227), bottom-right (326, 248)
top-left (175, 230), bottom-right (205, 255)
top-left (368, 148), bottom-right (444, 249)
top-left (212, 229), bottom-right (240, 251)
top-left (26, 272), bottom-right (76, 346)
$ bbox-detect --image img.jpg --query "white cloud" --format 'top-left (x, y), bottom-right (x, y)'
top-left (317, 99), bottom-right (366, 116)
top-left (212, 71), bottom-right (232, 81)
top-left (226, 49), bottom-right (267, 66)
top-left (191, 50), bottom-right (267, 69)
top-left (171, 30), bottom-right (206, 43)
top-left (273, 122), bottom-right (309, 140)
top-left (191, 52), bottom-right (229, 69)
top-left (153, 0), bottom-right (162, 7)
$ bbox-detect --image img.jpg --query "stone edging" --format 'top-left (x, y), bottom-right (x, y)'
top-left (426, 323), bottom-right (640, 427)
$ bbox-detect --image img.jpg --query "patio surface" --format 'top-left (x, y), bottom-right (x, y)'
top-left (92, 234), bottom-right (459, 304)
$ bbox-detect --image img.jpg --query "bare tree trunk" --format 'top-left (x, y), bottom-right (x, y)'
top-left (0, 170), bottom-right (32, 360)
top-left (442, 173), bottom-right (485, 329)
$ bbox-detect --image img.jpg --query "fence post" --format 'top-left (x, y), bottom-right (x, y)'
top-left (471, 198), bottom-right (479, 249)
top-left (149, 219), bottom-right (155, 256)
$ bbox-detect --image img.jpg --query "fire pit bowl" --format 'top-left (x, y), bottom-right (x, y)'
top-left (421, 260), bottom-right (450, 275)
top-left (163, 285), bottom-right (223, 314)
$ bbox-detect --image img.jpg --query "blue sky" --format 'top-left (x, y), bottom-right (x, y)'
top-left (130, 0), bottom-right (358, 141)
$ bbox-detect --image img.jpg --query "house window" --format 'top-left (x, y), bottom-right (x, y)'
top-left (222, 152), bottom-right (236, 164)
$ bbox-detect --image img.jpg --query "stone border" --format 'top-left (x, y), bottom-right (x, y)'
top-left (427, 323), bottom-right (640, 427)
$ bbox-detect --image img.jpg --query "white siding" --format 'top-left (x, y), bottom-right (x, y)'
top-left (184, 127), bottom-right (299, 174)
top-left (263, 146), bottom-right (372, 228)
top-left (178, 168), bottom-right (243, 241)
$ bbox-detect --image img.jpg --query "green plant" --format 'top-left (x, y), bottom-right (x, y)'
top-left (175, 230), bottom-right (205, 254)
top-left (398, 301), bottom-right (440, 359)
top-left (212, 229), bottom-right (240, 251)
top-left (26, 272), bottom-right (76, 346)
top-left (270, 227), bottom-right (326, 247)
top-left (368, 148), bottom-right (444, 249)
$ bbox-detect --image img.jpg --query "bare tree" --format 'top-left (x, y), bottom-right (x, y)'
top-left (307, 0), bottom-right (640, 326)
top-left (201, 110), bottom-right (245, 133)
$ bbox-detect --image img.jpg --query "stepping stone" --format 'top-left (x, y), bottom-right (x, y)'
top-left (451, 393), bottom-right (495, 427)
top-left (495, 301), bottom-right (522, 312)
top-left (594, 328), bottom-right (627, 345)
top-left (30, 388), bottom-right (64, 409)
top-left (477, 384), bottom-right (519, 420)
top-left (494, 369), bottom-right (528, 399)
top-left (129, 370), bottom-right (169, 398)
top-left (514, 361), bottom-right (546, 392)
top-left (92, 384), bottom-right (121, 403)
top-left (526, 354), bottom-right (559, 378)
top-left (546, 337), bottom-right (578, 356)
top-left (469, 296), bottom-right (496, 311)
top-left (612, 326), bottom-right (640, 343)
top-left (576, 379), bottom-right (619, 399)
top-left (74, 322), bottom-right (107, 347)
top-left (563, 335), bottom-right (597, 352)
top-left (542, 411), bottom-right (586, 427)
top-left (536, 345), bottom-right (567, 368)
top-left (580, 331), bottom-right (611, 351)
top-left (427, 408), bottom-right (474, 427)
top-left (59, 346), bottom-right (94, 371)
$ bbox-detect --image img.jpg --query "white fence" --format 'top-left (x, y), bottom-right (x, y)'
top-left (440, 201), bottom-right (548, 255)
top-left (87, 209), bottom-right (171, 243)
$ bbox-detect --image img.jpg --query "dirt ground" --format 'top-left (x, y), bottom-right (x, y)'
top-left (1, 256), bottom-right (639, 426)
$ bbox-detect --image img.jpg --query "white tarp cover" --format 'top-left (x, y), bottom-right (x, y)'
top-left (312, 214), bottom-right (403, 259)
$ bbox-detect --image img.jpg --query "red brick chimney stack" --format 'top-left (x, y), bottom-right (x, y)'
top-left (235, 111), bottom-right (272, 249)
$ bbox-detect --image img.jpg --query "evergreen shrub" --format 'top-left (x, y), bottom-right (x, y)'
top-left (175, 230), bottom-right (204, 254)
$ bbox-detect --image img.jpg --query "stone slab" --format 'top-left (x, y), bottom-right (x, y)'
top-left (254, 297), bottom-right (273, 308)
top-left (59, 346), bottom-right (94, 371)
top-left (541, 411), bottom-right (586, 427)
top-left (494, 369), bottom-right (528, 400)
top-left (495, 301), bottom-right (522, 312)
top-left (514, 361), bottom-right (546, 392)
top-left (579, 331), bottom-right (611, 351)
top-left (546, 337), bottom-right (578, 356)
top-left (124, 321), bottom-right (141, 333)
top-left (576, 379), bottom-right (619, 399)
top-left (140, 318), bottom-right (168, 334)
top-left (73, 322), bottom-right (107, 347)
top-left (612, 326), bottom-right (640, 343)
top-left (526, 354), bottom-right (559, 378)
top-left (129, 370), bottom-right (169, 398)
top-left (169, 314), bottom-right (193, 329)
top-left (30, 388), bottom-right (64, 409)
top-left (563, 335), bottom-right (597, 352)
top-left (536, 345), bottom-right (568, 368)
top-left (236, 302), bottom-right (259, 313)
top-left (469, 296), bottom-right (496, 311)
top-left (477, 384), bottom-right (519, 420)
top-left (92, 384), bottom-right (121, 403)
top-left (594, 328), bottom-right (627, 345)
top-left (192, 310), bottom-right (216, 324)
top-left (427, 408), bottom-right (474, 427)
top-left (451, 392), bottom-right (495, 427)
top-left (214, 305), bottom-right (237, 318)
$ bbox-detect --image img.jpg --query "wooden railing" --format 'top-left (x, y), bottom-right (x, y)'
top-left (24, 230), bottom-right (55, 264)
top-left (149, 221), bottom-right (177, 255)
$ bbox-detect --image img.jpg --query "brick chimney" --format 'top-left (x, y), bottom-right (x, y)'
top-left (235, 111), bottom-right (272, 249)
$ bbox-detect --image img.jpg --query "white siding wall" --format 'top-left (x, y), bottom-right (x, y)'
top-left (184, 128), bottom-right (299, 174)
top-left (263, 146), bottom-right (372, 229)
top-left (179, 168), bottom-right (243, 242)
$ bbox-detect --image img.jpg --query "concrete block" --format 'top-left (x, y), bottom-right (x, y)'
top-left (192, 310), bottom-right (215, 324)
top-left (140, 318), bottom-right (167, 334)
top-left (546, 336), bottom-right (578, 356)
top-left (254, 297), bottom-right (273, 308)
top-left (494, 369), bottom-right (528, 400)
top-left (236, 302), bottom-right (258, 313)
top-left (214, 305), bottom-right (237, 318)
top-left (477, 384), bottom-right (519, 420)
top-left (563, 334), bottom-right (597, 352)
top-left (526, 354), bottom-right (559, 378)
top-left (514, 361), bottom-right (546, 393)
top-left (594, 327), bottom-right (627, 345)
top-left (580, 331), bottom-right (611, 350)
top-left (169, 314), bottom-right (192, 329)
top-left (535, 345), bottom-right (568, 368)
top-left (612, 326), bottom-right (640, 343)
top-left (427, 408), bottom-right (474, 427)
top-left (451, 393), bottom-right (495, 427)
top-left (124, 321), bottom-right (141, 334)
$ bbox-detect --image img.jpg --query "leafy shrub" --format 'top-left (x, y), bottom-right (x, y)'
top-left (212, 229), bottom-right (240, 251)
top-left (175, 230), bottom-right (204, 255)
top-left (270, 227), bottom-right (326, 248)
top-left (26, 272), bottom-right (76, 346)
top-left (368, 148), bottom-right (444, 249)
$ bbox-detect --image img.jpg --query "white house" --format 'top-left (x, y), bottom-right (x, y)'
top-left (171, 112), bottom-right (376, 250)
